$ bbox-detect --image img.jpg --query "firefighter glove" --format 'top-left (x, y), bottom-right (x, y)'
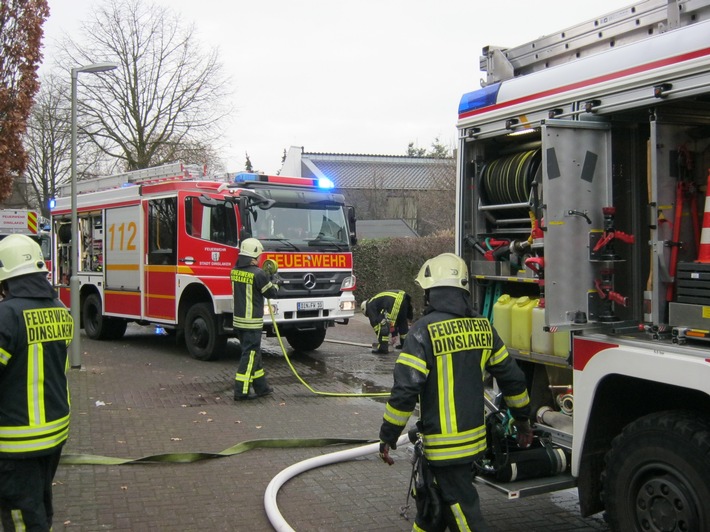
top-left (513, 419), bottom-right (533, 449)
top-left (379, 440), bottom-right (395, 465)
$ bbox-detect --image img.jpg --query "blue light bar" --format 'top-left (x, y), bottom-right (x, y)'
top-left (458, 83), bottom-right (501, 115)
top-left (317, 177), bottom-right (334, 189)
top-left (234, 172), bottom-right (259, 183)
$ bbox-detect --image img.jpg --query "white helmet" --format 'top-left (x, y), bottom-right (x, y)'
top-left (239, 238), bottom-right (264, 259)
top-left (415, 253), bottom-right (469, 292)
top-left (360, 300), bottom-right (367, 313)
top-left (0, 234), bottom-right (48, 282)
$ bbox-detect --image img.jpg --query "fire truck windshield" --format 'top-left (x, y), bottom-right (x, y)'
top-left (252, 204), bottom-right (349, 251)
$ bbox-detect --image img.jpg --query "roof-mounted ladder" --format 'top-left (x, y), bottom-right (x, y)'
top-left (481, 0), bottom-right (710, 85)
top-left (57, 162), bottom-right (206, 196)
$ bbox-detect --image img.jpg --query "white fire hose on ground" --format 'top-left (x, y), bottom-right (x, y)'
top-left (264, 433), bottom-right (411, 531)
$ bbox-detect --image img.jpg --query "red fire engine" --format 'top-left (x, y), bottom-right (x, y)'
top-left (50, 162), bottom-right (356, 360)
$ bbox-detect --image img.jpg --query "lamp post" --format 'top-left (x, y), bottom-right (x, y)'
top-left (70, 62), bottom-right (118, 369)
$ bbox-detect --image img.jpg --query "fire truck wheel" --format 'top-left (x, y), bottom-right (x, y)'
top-left (184, 302), bottom-right (227, 361)
top-left (83, 293), bottom-right (127, 340)
top-left (285, 328), bottom-right (327, 352)
top-left (602, 410), bottom-right (710, 532)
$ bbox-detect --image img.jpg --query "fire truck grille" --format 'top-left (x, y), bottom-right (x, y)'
top-left (277, 271), bottom-right (349, 298)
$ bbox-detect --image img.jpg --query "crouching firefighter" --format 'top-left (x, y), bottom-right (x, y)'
top-left (378, 253), bottom-right (533, 531)
top-left (362, 289), bottom-right (413, 354)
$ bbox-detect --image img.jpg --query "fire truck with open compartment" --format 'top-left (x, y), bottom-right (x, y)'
top-left (457, 0), bottom-right (710, 529)
top-left (50, 162), bottom-right (356, 361)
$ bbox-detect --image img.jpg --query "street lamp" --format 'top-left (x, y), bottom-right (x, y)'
top-left (70, 62), bottom-right (118, 369)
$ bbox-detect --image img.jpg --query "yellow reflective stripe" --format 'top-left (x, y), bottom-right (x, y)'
top-left (0, 348), bottom-right (11, 366)
top-left (423, 425), bottom-right (486, 446)
top-left (388, 291), bottom-right (404, 321)
top-left (504, 390), bottom-right (531, 409)
top-left (436, 354), bottom-right (457, 434)
top-left (232, 317), bottom-right (263, 329)
top-left (245, 284), bottom-right (253, 319)
top-left (235, 350), bottom-right (257, 394)
top-left (413, 523), bottom-right (426, 532)
top-left (27, 343), bottom-right (46, 426)
top-left (396, 353), bottom-right (428, 375)
top-left (261, 281), bottom-right (275, 294)
top-left (424, 439), bottom-right (487, 461)
top-left (0, 413), bottom-right (70, 438)
top-left (488, 345), bottom-right (509, 366)
top-left (0, 426), bottom-right (69, 453)
top-left (253, 368), bottom-right (265, 378)
top-left (384, 403), bottom-right (412, 427)
top-left (12, 509), bottom-right (25, 530)
top-left (0, 414), bottom-right (70, 454)
top-left (450, 503), bottom-right (471, 531)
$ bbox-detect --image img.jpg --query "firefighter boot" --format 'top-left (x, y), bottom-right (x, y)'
top-left (372, 342), bottom-right (389, 354)
top-left (253, 377), bottom-right (274, 398)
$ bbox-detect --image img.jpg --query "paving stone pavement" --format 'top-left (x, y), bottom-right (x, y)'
top-left (49, 314), bottom-right (610, 532)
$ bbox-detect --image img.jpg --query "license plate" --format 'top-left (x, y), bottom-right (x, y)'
top-left (298, 301), bottom-right (323, 311)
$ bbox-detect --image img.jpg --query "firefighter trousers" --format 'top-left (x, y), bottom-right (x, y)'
top-left (414, 463), bottom-right (491, 532)
top-left (0, 448), bottom-right (62, 532)
top-left (234, 328), bottom-right (271, 397)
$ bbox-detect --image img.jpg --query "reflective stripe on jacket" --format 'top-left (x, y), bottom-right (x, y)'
top-left (231, 264), bottom-right (278, 330)
top-left (380, 310), bottom-right (530, 465)
top-left (0, 296), bottom-right (72, 458)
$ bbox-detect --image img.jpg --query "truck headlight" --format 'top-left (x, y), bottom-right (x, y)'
top-left (340, 300), bottom-right (356, 311)
top-left (340, 275), bottom-right (356, 291)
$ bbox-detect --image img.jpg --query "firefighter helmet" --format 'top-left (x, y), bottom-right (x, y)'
top-left (360, 300), bottom-right (367, 313)
top-left (415, 253), bottom-right (469, 292)
top-left (239, 238), bottom-right (264, 259)
top-left (0, 234), bottom-right (48, 282)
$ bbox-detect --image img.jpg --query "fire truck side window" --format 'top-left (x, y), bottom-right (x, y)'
top-left (148, 198), bottom-right (177, 265)
top-left (184, 197), bottom-right (238, 247)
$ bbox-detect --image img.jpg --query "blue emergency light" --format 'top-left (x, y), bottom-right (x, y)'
top-left (458, 83), bottom-right (501, 115)
top-left (233, 172), bottom-right (335, 189)
top-left (317, 177), bottom-right (334, 189)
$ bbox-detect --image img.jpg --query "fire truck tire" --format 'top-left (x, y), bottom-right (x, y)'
top-left (184, 303), bottom-right (226, 361)
top-left (82, 293), bottom-right (127, 340)
top-left (285, 328), bottom-right (327, 352)
top-left (601, 410), bottom-right (710, 532)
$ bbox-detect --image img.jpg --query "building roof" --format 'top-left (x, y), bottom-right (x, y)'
top-left (356, 219), bottom-right (419, 239)
top-left (281, 147), bottom-right (454, 191)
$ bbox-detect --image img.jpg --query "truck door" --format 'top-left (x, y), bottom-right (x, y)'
top-left (144, 197), bottom-right (178, 320)
top-left (541, 120), bottom-right (612, 328)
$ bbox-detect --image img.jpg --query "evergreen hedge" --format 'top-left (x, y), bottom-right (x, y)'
top-left (352, 231), bottom-right (454, 318)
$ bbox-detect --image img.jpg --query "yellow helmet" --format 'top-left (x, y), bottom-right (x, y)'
top-left (415, 253), bottom-right (469, 292)
top-left (239, 238), bottom-right (264, 259)
top-left (0, 234), bottom-right (48, 282)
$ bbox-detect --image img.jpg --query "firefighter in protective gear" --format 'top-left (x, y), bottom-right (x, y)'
top-left (378, 253), bottom-right (532, 531)
top-left (232, 238), bottom-right (279, 400)
top-left (0, 234), bottom-right (73, 531)
top-left (362, 290), bottom-right (413, 354)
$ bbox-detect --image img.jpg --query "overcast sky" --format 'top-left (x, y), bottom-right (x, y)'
top-left (40, 0), bottom-right (632, 174)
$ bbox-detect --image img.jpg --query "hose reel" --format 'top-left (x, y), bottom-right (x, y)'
top-left (480, 148), bottom-right (541, 218)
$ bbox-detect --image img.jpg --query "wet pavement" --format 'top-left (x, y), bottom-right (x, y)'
top-left (50, 313), bottom-right (609, 531)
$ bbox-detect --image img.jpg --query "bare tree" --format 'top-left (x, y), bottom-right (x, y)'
top-left (59, 0), bottom-right (232, 171)
top-left (23, 74), bottom-right (71, 216)
top-left (23, 73), bottom-right (119, 215)
top-left (0, 0), bottom-right (49, 200)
